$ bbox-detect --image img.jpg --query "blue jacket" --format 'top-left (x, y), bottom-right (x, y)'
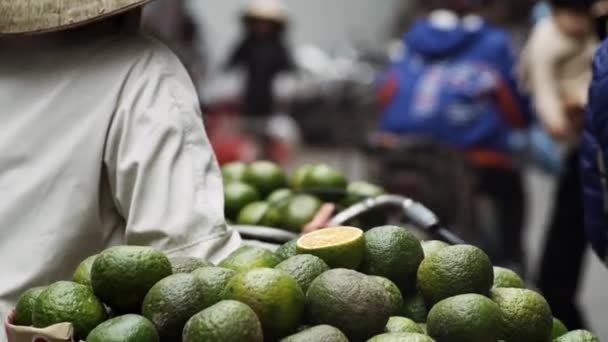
top-left (582, 40), bottom-right (608, 265)
top-left (379, 17), bottom-right (531, 162)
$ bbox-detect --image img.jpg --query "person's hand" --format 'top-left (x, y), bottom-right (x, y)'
top-left (378, 133), bottom-right (400, 149)
top-left (302, 203), bottom-right (336, 234)
top-left (593, 0), bottom-right (608, 18)
top-left (564, 99), bottom-right (585, 136)
top-left (544, 119), bottom-right (572, 142)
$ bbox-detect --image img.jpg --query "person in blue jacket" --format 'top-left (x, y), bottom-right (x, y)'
top-left (378, 0), bottom-right (532, 269)
top-left (582, 6), bottom-right (608, 268)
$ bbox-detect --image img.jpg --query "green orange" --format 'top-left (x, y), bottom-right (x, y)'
top-left (296, 227), bottom-right (365, 269)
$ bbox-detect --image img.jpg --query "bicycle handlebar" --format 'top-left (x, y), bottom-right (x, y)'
top-left (234, 194), bottom-right (465, 246)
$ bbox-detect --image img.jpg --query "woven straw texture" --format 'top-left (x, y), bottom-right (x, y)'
top-left (0, 0), bottom-right (150, 34)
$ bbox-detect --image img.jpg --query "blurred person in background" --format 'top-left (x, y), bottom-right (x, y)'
top-left (581, 1), bottom-right (608, 269)
top-left (520, 0), bottom-right (598, 330)
top-left (0, 0), bottom-right (240, 320)
top-left (226, 0), bottom-right (294, 118)
top-left (222, 0), bottom-right (298, 163)
top-left (378, 0), bottom-right (532, 271)
top-left (143, 0), bottom-right (206, 91)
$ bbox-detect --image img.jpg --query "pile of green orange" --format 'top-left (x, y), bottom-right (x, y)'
top-left (13, 226), bottom-right (599, 342)
top-left (222, 161), bottom-right (385, 231)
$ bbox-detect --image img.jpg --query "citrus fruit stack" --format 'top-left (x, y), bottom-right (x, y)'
top-left (12, 225), bottom-right (600, 341)
top-left (222, 161), bottom-right (385, 231)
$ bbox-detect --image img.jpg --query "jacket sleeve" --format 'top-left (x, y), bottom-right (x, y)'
top-left (580, 119), bottom-right (608, 262)
top-left (225, 40), bottom-right (248, 70)
top-left (491, 32), bottom-right (534, 128)
top-left (581, 43), bottom-right (608, 263)
top-left (104, 48), bottom-right (240, 263)
top-left (377, 69), bottom-right (400, 109)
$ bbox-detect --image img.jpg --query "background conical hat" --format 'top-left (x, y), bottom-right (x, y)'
top-left (243, 0), bottom-right (288, 23)
top-left (0, 0), bottom-right (151, 35)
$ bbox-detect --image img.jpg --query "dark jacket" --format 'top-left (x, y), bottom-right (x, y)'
top-left (581, 39), bottom-right (608, 265)
top-left (227, 37), bottom-right (293, 116)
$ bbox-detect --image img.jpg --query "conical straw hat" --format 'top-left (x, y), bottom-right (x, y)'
top-left (243, 0), bottom-right (288, 23)
top-left (0, 0), bottom-right (151, 35)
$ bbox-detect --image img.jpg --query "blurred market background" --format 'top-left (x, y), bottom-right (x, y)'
top-left (142, 0), bottom-right (608, 338)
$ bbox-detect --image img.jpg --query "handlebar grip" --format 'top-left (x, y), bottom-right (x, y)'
top-left (232, 225), bottom-right (299, 244)
top-left (401, 199), bottom-right (440, 230)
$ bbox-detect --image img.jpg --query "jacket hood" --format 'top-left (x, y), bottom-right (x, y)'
top-left (405, 10), bottom-right (486, 60)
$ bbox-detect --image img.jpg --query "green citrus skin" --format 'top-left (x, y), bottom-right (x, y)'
top-left (280, 325), bottom-right (349, 342)
top-left (305, 269), bottom-right (393, 342)
top-left (367, 332), bottom-right (435, 342)
top-left (32, 281), bottom-right (107, 341)
top-left (275, 239), bottom-right (299, 262)
top-left (490, 288), bottom-right (553, 342)
top-left (420, 241), bottom-right (449, 258)
top-left (142, 273), bottom-right (207, 341)
top-left (13, 286), bottom-right (45, 326)
top-left (169, 256), bottom-right (213, 274)
top-left (73, 255), bottom-right (98, 287)
top-left (402, 291), bottom-right (428, 323)
top-left (276, 255), bottom-right (330, 292)
top-left (224, 181), bottom-right (261, 220)
top-left (551, 318), bottom-right (569, 339)
top-left (554, 330), bottom-right (600, 342)
top-left (291, 165), bottom-right (314, 190)
top-left (183, 300), bottom-right (264, 342)
top-left (492, 266), bottom-right (525, 288)
top-left (236, 201), bottom-right (268, 225)
top-left (260, 204), bottom-right (284, 227)
top-left (370, 276), bottom-right (405, 316)
top-left (282, 194), bottom-right (322, 232)
top-left (342, 181), bottom-right (385, 206)
top-left (192, 267), bottom-right (237, 308)
top-left (427, 294), bottom-right (501, 342)
top-left (219, 245), bottom-right (279, 272)
top-left (86, 314), bottom-right (159, 342)
top-left (222, 162), bottom-right (248, 183)
top-left (362, 226), bottom-right (424, 292)
top-left (296, 227), bottom-right (365, 269)
top-left (223, 268), bottom-right (305, 340)
top-left (268, 188), bottom-right (294, 208)
top-left (244, 161), bottom-right (288, 196)
top-left (385, 317), bottom-right (423, 334)
top-left (341, 182), bottom-right (386, 229)
top-left (417, 245), bottom-right (494, 304)
top-left (236, 201), bottom-right (283, 227)
top-left (91, 246), bottom-right (172, 313)
top-left (299, 164), bottom-right (348, 202)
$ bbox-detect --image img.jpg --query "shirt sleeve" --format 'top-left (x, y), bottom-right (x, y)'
top-left (525, 22), bottom-right (568, 131)
top-left (104, 47), bottom-right (240, 263)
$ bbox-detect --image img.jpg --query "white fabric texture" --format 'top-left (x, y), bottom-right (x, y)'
top-left (0, 30), bottom-right (240, 327)
top-left (521, 16), bottom-right (597, 139)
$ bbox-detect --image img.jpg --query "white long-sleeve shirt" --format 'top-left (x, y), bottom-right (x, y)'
top-left (521, 16), bottom-right (597, 137)
top-left (0, 29), bottom-right (240, 325)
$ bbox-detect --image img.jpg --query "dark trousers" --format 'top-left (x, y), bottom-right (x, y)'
top-left (538, 151), bottom-right (588, 329)
top-left (478, 167), bottom-right (526, 268)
